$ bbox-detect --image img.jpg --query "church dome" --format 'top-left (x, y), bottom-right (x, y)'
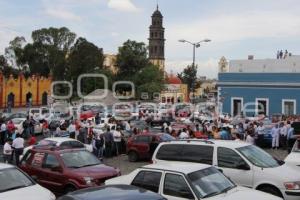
top-left (152, 10), bottom-right (163, 17)
top-left (167, 74), bottom-right (182, 84)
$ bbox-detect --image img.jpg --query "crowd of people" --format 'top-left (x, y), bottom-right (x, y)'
top-left (0, 116), bottom-right (37, 165)
top-left (1, 108), bottom-right (300, 166)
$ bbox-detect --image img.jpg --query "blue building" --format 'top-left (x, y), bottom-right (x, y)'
top-left (217, 56), bottom-right (300, 117)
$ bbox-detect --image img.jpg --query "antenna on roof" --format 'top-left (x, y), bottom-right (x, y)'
top-left (156, 0), bottom-right (159, 10)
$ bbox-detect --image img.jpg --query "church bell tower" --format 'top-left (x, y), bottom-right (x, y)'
top-left (149, 5), bottom-right (165, 70)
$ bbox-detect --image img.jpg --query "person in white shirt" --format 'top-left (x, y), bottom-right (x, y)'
top-left (179, 128), bottom-right (189, 139)
top-left (0, 122), bottom-right (7, 145)
top-left (246, 134), bottom-right (255, 145)
top-left (271, 124), bottom-right (280, 149)
top-left (68, 121), bottom-right (76, 139)
top-left (12, 134), bottom-right (24, 166)
top-left (113, 127), bottom-right (122, 156)
top-left (256, 122), bottom-right (265, 147)
top-left (3, 138), bottom-right (13, 164)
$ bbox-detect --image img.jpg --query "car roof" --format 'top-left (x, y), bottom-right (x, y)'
top-left (142, 162), bottom-right (211, 174)
top-left (166, 139), bottom-right (250, 149)
top-left (0, 163), bottom-right (15, 170)
top-left (61, 184), bottom-right (164, 200)
top-left (31, 146), bottom-right (85, 154)
top-left (42, 137), bottom-right (78, 143)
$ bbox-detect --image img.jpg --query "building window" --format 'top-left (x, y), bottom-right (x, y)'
top-left (256, 98), bottom-right (269, 116)
top-left (231, 97), bottom-right (243, 117)
top-left (154, 32), bottom-right (157, 37)
top-left (151, 32), bottom-right (153, 38)
top-left (282, 99), bottom-right (296, 115)
top-left (154, 46), bottom-right (157, 53)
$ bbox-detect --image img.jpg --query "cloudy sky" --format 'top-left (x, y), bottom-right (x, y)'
top-left (1, 0), bottom-right (300, 78)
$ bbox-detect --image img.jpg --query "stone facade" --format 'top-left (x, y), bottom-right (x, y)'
top-left (0, 73), bottom-right (51, 108)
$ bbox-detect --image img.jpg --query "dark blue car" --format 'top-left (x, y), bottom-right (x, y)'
top-left (57, 185), bottom-right (166, 200)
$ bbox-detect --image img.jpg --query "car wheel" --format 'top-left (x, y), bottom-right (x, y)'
top-left (128, 151), bottom-right (138, 162)
top-left (258, 185), bottom-right (283, 198)
top-left (65, 185), bottom-right (76, 194)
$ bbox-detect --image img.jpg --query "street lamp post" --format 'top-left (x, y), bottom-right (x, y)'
top-left (178, 39), bottom-right (211, 103)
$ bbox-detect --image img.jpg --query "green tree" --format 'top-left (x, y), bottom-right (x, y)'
top-left (0, 55), bottom-right (18, 77)
top-left (21, 27), bottom-right (76, 79)
top-left (116, 40), bottom-right (149, 80)
top-left (67, 37), bottom-right (105, 96)
top-left (178, 64), bottom-right (198, 95)
top-left (4, 36), bottom-right (26, 69)
top-left (135, 65), bottom-right (165, 100)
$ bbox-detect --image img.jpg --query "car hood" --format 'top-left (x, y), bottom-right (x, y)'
top-left (211, 186), bottom-right (282, 200)
top-left (284, 152), bottom-right (300, 167)
top-left (0, 184), bottom-right (54, 200)
top-left (70, 164), bottom-right (119, 178)
top-left (257, 163), bottom-right (300, 182)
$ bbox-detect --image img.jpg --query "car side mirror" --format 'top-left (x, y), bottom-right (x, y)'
top-left (236, 162), bottom-right (250, 170)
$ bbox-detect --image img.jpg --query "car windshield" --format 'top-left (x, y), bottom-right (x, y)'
top-left (237, 145), bottom-right (280, 168)
top-left (188, 167), bottom-right (235, 198)
top-left (159, 133), bottom-right (175, 142)
top-left (292, 140), bottom-right (300, 152)
top-left (12, 119), bottom-right (24, 124)
top-left (37, 140), bottom-right (57, 146)
top-left (61, 151), bottom-right (101, 168)
top-left (0, 168), bottom-right (34, 193)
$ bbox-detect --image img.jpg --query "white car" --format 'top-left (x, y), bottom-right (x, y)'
top-left (285, 139), bottom-right (300, 167)
top-left (105, 162), bottom-right (281, 200)
top-left (23, 137), bottom-right (93, 156)
top-left (0, 163), bottom-right (55, 200)
top-left (152, 140), bottom-right (300, 200)
top-left (12, 118), bottom-right (42, 135)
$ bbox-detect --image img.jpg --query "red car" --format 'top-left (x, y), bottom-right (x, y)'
top-left (127, 133), bottom-right (175, 162)
top-left (20, 147), bottom-right (120, 195)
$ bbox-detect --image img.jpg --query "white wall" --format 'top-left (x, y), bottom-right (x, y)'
top-left (228, 55), bottom-right (300, 73)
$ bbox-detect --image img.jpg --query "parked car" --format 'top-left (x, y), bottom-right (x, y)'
top-left (285, 139), bottom-right (300, 167)
top-left (23, 137), bottom-right (93, 156)
top-left (5, 112), bottom-right (28, 122)
top-left (127, 133), bottom-right (175, 162)
top-left (57, 184), bottom-right (166, 200)
top-left (106, 163), bottom-right (281, 200)
top-left (0, 163), bottom-right (55, 200)
top-left (12, 118), bottom-right (43, 135)
top-left (152, 140), bottom-right (300, 200)
top-left (20, 148), bottom-right (120, 195)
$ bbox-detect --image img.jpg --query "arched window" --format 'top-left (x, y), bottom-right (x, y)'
top-left (26, 92), bottom-right (33, 104)
top-left (42, 92), bottom-right (48, 105)
top-left (7, 92), bottom-right (15, 108)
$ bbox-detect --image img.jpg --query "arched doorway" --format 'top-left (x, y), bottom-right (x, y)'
top-left (42, 92), bottom-right (48, 105)
top-left (7, 92), bottom-right (15, 108)
top-left (26, 92), bottom-right (32, 103)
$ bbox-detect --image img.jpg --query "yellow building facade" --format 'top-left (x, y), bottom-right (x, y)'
top-left (0, 73), bottom-right (52, 108)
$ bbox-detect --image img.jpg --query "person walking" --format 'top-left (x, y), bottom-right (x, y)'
top-left (279, 122), bottom-right (288, 150)
top-left (256, 122), bottom-right (265, 147)
top-left (0, 121), bottom-right (7, 145)
top-left (3, 138), bottom-right (13, 164)
top-left (287, 126), bottom-right (296, 153)
top-left (22, 116), bottom-right (31, 139)
top-left (92, 134), bottom-right (105, 160)
top-left (103, 127), bottom-right (113, 158)
top-left (7, 120), bottom-right (15, 139)
top-left (67, 121), bottom-right (76, 139)
top-left (271, 124), bottom-right (280, 149)
top-left (113, 127), bottom-right (122, 156)
top-left (12, 134), bottom-right (24, 166)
